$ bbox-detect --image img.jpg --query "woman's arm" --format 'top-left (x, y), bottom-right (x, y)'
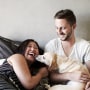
top-left (7, 54), bottom-right (48, 90)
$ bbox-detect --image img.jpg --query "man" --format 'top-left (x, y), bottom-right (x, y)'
top-left (45, 9), bottom-right (90, 89)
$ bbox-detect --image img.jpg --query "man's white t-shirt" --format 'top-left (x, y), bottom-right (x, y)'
top-left (45, 38), bottom-right (90, 63)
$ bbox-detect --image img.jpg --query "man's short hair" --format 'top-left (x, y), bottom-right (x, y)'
top-left (54, 9), bottom-right (76, 26)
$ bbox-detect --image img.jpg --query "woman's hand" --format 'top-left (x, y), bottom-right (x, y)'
top-left (69, 71), bottom-right (90, 83)
top-left (38, 67), bottom-right (48, 78)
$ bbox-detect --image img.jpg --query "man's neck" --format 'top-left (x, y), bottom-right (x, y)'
top-left (61, 37), bottom-right (75, 46)
top-left (61, 37), bottom-right (75, 57)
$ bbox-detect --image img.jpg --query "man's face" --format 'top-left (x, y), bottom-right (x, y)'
top-left (55, 19), bottom-right (75, 41)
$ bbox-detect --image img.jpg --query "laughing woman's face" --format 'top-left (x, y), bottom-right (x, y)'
top-left (24, 42), bottom-right (39, 63)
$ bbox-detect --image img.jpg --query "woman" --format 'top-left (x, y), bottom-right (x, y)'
top-left (0, 39), bottom-right (48, 90)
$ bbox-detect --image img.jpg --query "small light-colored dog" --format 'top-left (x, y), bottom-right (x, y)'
top-left (36, 52), bottom-right (90, 90)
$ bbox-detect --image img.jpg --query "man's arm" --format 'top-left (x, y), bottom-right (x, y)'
top-left (85, 60), bottom-right (90, 73)
top-left (49, 70), bottom-right (90, 83)
top-left (49, 71), bottom-right (70, 83)
top-left (84, 60), bottom-right (90, 90)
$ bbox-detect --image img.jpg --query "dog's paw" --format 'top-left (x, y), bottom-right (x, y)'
top-left (44, 84), bottom-right (51, 89)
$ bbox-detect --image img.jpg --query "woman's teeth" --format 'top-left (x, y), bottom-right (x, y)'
top-left (29, 52), bottom-right (35, 57)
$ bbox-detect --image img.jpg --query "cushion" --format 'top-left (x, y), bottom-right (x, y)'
top-left (0, 59), bottom-right (6, 65)
top-left (0, 36), bottom-right (21, 59)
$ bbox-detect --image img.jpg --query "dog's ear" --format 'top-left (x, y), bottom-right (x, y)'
top-left (48, 53), bottom-right (58, 71)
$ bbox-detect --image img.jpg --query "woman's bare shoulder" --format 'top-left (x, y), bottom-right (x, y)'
top-left (7, 54), bottom-right (25, 65)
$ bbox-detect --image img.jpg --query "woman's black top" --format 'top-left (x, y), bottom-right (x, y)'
top-left (0, 60), bottom-right (25, 90)
top-left (0, 60), bottom-right (49, 90)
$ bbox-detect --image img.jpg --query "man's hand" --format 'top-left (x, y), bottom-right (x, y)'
top-left (69, 71), bottom-right (90, 83)
top-left (85, 81), bottom-right (90, 90)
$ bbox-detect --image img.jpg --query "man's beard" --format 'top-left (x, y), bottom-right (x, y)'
top-left (59, 30), bottom-right (72, 41)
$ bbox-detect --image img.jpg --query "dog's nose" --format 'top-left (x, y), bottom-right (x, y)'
top-left (36, 56), bottom-right (40, 60)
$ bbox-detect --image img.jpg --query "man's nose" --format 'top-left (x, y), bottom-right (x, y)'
top-left (58, 28), bottom-right (63, 33)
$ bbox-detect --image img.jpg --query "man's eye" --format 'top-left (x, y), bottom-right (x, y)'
top-left (60, 27), bottom-right (66, 30)
top-left (43, 56), bottom-right (45, 59)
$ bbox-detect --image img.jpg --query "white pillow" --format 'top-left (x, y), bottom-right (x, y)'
top-left (0, 59), bottom-right (6, 65)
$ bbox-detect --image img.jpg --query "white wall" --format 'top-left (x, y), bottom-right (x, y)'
top-left (0, 0), bottom-right (90, 48)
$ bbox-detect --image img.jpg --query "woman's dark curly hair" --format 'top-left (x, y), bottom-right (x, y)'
top-left (15, 39), bottom-right (44, 55)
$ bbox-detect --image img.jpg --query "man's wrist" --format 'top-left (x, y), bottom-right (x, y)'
top-left (65, 72), bottom-right (72, 80)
